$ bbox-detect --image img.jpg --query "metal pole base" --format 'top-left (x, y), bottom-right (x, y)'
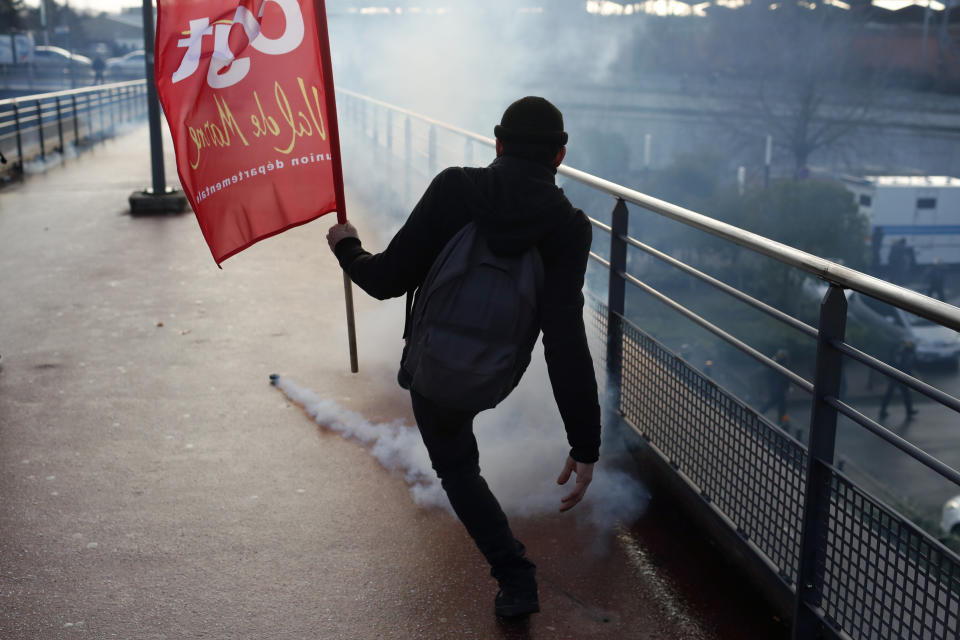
top-left (128, 187), bottom-right (188, 215)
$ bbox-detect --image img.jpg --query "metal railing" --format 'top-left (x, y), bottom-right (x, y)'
top-left (0, 80), bottom-right (148, 173)
top-left (337, 89), bottom-right (960, 640)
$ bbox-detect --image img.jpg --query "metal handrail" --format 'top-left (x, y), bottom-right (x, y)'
top-left (561, 164), bottom-right (960, 332)
top-left (621, 268), bottom-right (815, 394)
top-left (602, 205), bottom-right (960, 436)
top-left (0, 79), bottom-right (146, 107)
top-left (622, 231), bottom-right (820, 339)
top-left (1, 81), bottom-right (148, 171)
top-left (831, 339), bottom-right (960, 412)
top-left (339, 87), bottom-right (960, 333)
top-left (828, 395), bottom-right (960, 486)
top-left (338, 88), bottom-right (494, 147)
top-left (587, 184), bottom-right (960, 480)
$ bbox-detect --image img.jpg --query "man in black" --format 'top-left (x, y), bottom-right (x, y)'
top-left (879, 339), bottom-right (918, 421)
top-left (924, 258), bottom-right (946, 301)
top-left (92, 56), bottom-right (106, 84)
top-left (326, 97), bottom-right (601, 618)
top-left (759, 349), bottom-right (790, 428)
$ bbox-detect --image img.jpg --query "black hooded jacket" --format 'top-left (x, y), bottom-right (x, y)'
top-left (334, 155), bottom-right (601, 463)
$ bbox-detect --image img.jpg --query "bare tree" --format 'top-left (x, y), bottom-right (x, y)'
top-left (1, 0), bottom-right (25, 31)
top-left (710, 2), bottom-right (883, 177)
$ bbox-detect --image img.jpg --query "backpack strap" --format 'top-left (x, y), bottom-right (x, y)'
top-left (403, 288), bottom-right (415, 339)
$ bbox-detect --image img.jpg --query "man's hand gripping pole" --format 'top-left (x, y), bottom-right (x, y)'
top-left (314, 0), bottom-right (357, 373)
top-left (337, 211), bottom-right (359, 374)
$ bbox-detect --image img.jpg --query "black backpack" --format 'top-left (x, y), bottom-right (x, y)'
top-left (399, 221), bottom-right (544, 413)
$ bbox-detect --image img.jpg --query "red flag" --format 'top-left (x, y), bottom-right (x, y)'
top-left (154, 0), bottom-right (344, 265)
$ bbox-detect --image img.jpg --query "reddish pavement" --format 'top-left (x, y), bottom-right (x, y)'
top-left (0, 125), bottom-right (784, 639)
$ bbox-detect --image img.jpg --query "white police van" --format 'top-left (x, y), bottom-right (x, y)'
top-left (843, 175), bottom-right (960, 267)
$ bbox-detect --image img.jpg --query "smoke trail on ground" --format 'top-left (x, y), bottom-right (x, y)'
top-left (274, 375), bottom-right (449, 509)
top-left (273, 351), bottom-right (649, 530)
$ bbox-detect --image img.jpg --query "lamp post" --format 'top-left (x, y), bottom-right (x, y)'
top-left (128, 0), bottom-right (186, 214)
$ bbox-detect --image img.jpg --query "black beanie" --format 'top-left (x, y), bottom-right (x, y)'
top-left (494, 97), bottom-right (568, 146)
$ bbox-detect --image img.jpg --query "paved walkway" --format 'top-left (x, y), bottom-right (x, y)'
top-left (0, 125), bottom-right (782, 639)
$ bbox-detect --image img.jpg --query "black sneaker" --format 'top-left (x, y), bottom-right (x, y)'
top-left (495, 588), bottom-right (540, 618)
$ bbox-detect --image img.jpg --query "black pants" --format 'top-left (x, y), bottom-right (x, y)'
top-left (881, 380), bottom-right (914, 414)
top-left (410, 390), bottom-right (535, 587)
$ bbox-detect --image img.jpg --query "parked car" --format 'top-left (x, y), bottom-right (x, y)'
top-left (32, 45), bottom-right (92, 76)
top-left (105, 50), bottom-right (146, 80)
top-left (847, 291), bottom-right (960, 366)
top-left (0, 33), bottom-right (34, 65)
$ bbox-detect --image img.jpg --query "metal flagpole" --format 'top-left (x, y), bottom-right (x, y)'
top-left (129, 0), bottom-right (186, 214)
top-left (314, 0), bottom-right (359, 373)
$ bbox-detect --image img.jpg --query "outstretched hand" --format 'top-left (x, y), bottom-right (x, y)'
top-left (326, 222), bottom-right (359, 251)
top-left (557, 455), bottom-right (594, 512)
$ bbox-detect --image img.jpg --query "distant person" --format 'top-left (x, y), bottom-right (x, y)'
top-left (905, 244), bottom-right (917, 280)
top-left (326, 97), bottom-right (600, 619)
top-left (92, 56), bottom-right (105, 84)
top-left (888, 238), bottom-right (915, 285)
top-left (924, 258), bottom-right (946, 301)
top-left (879, 340), bottom-right (918, 421)
top-left (759, 349), bottom-right (790, 428)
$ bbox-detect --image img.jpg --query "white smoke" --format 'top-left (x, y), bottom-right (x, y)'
top-left (23, 144), bottom-right (77, 174)
top-left (22, 116), bottom-right (146, 175)
top-left (272, 344), bottom-right (649, 530)
top-left (273, 376), bottom-right (449, 509)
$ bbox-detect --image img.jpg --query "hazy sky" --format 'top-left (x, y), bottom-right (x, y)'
top-left (22, 0), bottom-right (140, 14)
top-left (19, 0), bottom-right (945, 19)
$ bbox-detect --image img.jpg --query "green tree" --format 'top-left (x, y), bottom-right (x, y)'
top-left (722, 181), bottom-right (867, 264)
top-left (713, 180), bottom-right (868, 313)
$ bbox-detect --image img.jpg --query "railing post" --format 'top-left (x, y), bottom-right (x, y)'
top-left (386, 111), bottom-right (392, 152)
top-left (12, 101), bottom-right (24, 173)
top-left (36, 99), bottom-right (45, 160)
top-left (792, 284), bottom-right (847, 640)
top-left (361, 100), bottom-right (367, 137)
top-left (606, 198), bottom-right (629, 413)
top-left (55, 96), bottom-right (64, 153)
top-left (98, 91), bottom-right (105, 139)
top-left (71, 94), bottom-right (79, 144)
top-left (404, 116), bottom-right (412, 205)
top-left (428, 124), bottom-right (437, 177)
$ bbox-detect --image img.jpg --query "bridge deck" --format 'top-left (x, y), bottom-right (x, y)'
top-left (0, 125), bottom-right (785, 639)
